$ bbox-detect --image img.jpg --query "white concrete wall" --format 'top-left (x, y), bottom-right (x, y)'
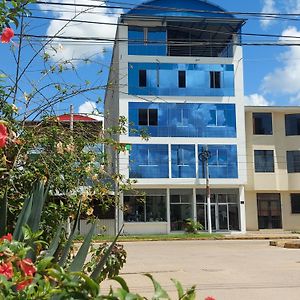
top-left (124, 222), bottom-right (168, 235)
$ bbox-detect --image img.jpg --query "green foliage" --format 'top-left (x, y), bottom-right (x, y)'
top-left (107, 274), bottom-right (196, 300)
top-left (0, 0), bottom-right (33, 32)
top-left (184, 218), bottom-right (204, 234)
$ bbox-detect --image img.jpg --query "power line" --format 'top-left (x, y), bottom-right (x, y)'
top-left (26, 15), bottom-right (300, 41)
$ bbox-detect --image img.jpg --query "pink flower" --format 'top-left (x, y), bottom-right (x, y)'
top-left (16, 278), bottom-right (33, 291)
top-left (205, 297), bottom-right (216, 300)
top-left (1, 28), bottom-right (14, 43)
top-left (0, 124), bottom-right (8, 148)
top-left (0, 233), bottom-right (12, 242)
top-left (0, 261), bottom-right (13, 279)
top-left (18, 258), bottom-right (37, 276)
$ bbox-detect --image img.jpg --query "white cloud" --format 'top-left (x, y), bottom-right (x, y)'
top-left (262, 26), bottom-right (300, 96)
top-left (40, 0), bottom-right (122, 63)
top-left (244, 94), bottom-right (272, 106)
top-left (260, 0), bottom-right (278, 29)
top-left (78, 101), bottom-right (97, 114)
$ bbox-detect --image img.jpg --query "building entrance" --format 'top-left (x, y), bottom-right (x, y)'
top-left (197, 191), bottom-right (240, 231)
top-left (257, 193), bottom-right (282, 229)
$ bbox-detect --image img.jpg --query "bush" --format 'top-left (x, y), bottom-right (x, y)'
top-left (184, 218), bottom-right (204, 234)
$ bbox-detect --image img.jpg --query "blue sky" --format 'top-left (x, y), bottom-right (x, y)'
top-left (1, 0), bottom-right (300, 118)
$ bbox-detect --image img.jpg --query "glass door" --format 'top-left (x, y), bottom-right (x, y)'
top-left (257, 193), bottom-right (282, 229)
top-left (218, 204), bottom-right (228, 230)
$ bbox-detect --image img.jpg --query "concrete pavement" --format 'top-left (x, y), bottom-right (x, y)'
top-left (101, 240), bottom-right (300, 300)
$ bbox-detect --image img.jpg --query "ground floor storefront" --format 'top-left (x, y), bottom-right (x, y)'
top-left (245, 191), bottom-right (300, 231)
top-left (118, 187), bottom-right (246, 235)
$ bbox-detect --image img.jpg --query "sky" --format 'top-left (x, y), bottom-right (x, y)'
top-left (1, 0), bottom-right (300, 118)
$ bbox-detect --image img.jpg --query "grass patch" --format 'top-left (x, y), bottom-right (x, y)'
top-left (75, 233), bottom-right (224, 242)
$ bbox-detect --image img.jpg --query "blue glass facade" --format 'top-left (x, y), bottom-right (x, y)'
top-left (128, 27), bottom-right (167, 56)
top-left (129, 144), bottom-right (238, 179)
top-left (198, 145), bottom-right (238, 178)
top-left (128, 63), bottom-right (235, 96)
top-left (171, 145), bottom-right (196, 178)
top-left (129, 102), bottom-right (236, 138)
top-left (129, 144), bottom-right (169, 178)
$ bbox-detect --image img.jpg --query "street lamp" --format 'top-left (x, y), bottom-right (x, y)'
top-left (199, 145), bottom-right (212, 234)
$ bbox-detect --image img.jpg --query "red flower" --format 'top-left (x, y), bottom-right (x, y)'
top-left (16, 278), bottom-right (33, 291)
top-left (205, 297), bottom-right (216, 300)
top-left (0, 261), bottom-right (13, 279)
top-left (18, 258), bottom-right (37, 276)
top-left (0, 124), bottom-right (7, 148)
top-left (0, 233), bottom-right (12, 242)
top-left (1, 28), bottom-right (14, 43)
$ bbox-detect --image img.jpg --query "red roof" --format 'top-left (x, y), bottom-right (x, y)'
top-left (57, 114), bottom-right (100, 122)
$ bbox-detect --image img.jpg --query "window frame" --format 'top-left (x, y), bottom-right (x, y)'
top-left (291, 193), bottom-right (300, 214)
top-left (178, 70), bottom-right (186, 88)
top-left (139, 69), bottom-right (147, 87)
top-left (138, 108), bottom-right (158, 126)
top-left (287, 150), bottom-right (300, 173)
top-left (254, 150), bottom-right (275, 173)
top-left (210, 71), bottom-right (221, 89)
top-left (252, 112), bottom-right (273, 135)
top-left (285, 114), bottom-right (300, 136)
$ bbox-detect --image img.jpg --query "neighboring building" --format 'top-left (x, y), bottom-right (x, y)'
top-left (105, 0), bottom-right (248, 234)
top-left (245, 107), bottom-right (300, 231)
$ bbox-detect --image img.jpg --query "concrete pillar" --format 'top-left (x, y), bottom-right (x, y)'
top-left (192, 188), bottom-right (197, 222)
top-left (239, 185), bottom-right (246, 233)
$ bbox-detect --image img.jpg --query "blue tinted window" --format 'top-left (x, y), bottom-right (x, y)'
top-left (198, 145), bottom-right (238, 178)
top-left (171, 145), bottom-right (196, 178)
top-left (254, 150), bottom-right (274, 172)
top-left (287, 151), bottom-right (300, 173)
top-left (253, 113), bottom-right (272, 135)
top-left (285, 114), bottom-right (300, 136)
top-left (129, 102), bottom-right (236, 138)
top-left (129, 144), bottom-right (169, 178)
top-left (128, 27), bottom-right (167, 56)
top-left (128, 63), bottom-right (234, 97)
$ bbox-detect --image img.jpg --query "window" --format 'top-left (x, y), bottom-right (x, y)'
top-left (171, 145), bottom-right (196, 178)
top-left (124, 195), bottom-right (167, 222)
top-left (285, 114), bottom-right (300, 136)
top-left (253, 113), bottom-right (272, 135)
top-left (198, 145), bottom-right (238, 179)
top-left (208, 109), bottom-right (226, 127)
top-left (139, 70), bottom-right (147, 87)
top-left (178, 70), bottom-right (186, 88)
top-left (254, 150), bottom-right (274, 172)
top-left (210, 71), bottom-right (221, 88)
top-left (291, 194), bottom-right (300, 213)
top-left (129, 144), bottom-right (169, 178)
top-left (138, 109), bottom-right (158, 126)
top-left (287, 151), bottom-right (300, 173)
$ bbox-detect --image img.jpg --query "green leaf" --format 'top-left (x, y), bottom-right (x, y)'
top-left (71, 272), bottom-right (99, 297)
top-left (171, 279), bottom-right (184, 299)
top-left (90, 225), bottom-right (124, 282)
top-left (37, 256), bottom-right (53, 272)
top-left (111, 276), bottom-right (130, 293)
top-left (27, 181), bottom-right (48, 233)
top-left (45, 223), bottom-right (62, 257)
top-left (144, 274), bottom-right (170, 300)
top-left (0, 188), bottom-right (7, 237)
top-left (13, 193), bottom-right (33, 241)
top-left (68, 222), bottom-right (96, 272)
top-left (58, 199), bottom-right (82, 267)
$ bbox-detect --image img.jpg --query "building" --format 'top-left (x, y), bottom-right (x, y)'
top-left (245, 107), bottom-right (300, 231)
top-left (105, 0), bottom-right (248, 234)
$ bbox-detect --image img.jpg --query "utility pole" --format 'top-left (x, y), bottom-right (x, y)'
top-left (199, 145), bottom-right (212, 234)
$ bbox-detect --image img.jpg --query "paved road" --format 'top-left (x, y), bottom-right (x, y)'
top-left (101, 240), bottom-right (300, 300)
